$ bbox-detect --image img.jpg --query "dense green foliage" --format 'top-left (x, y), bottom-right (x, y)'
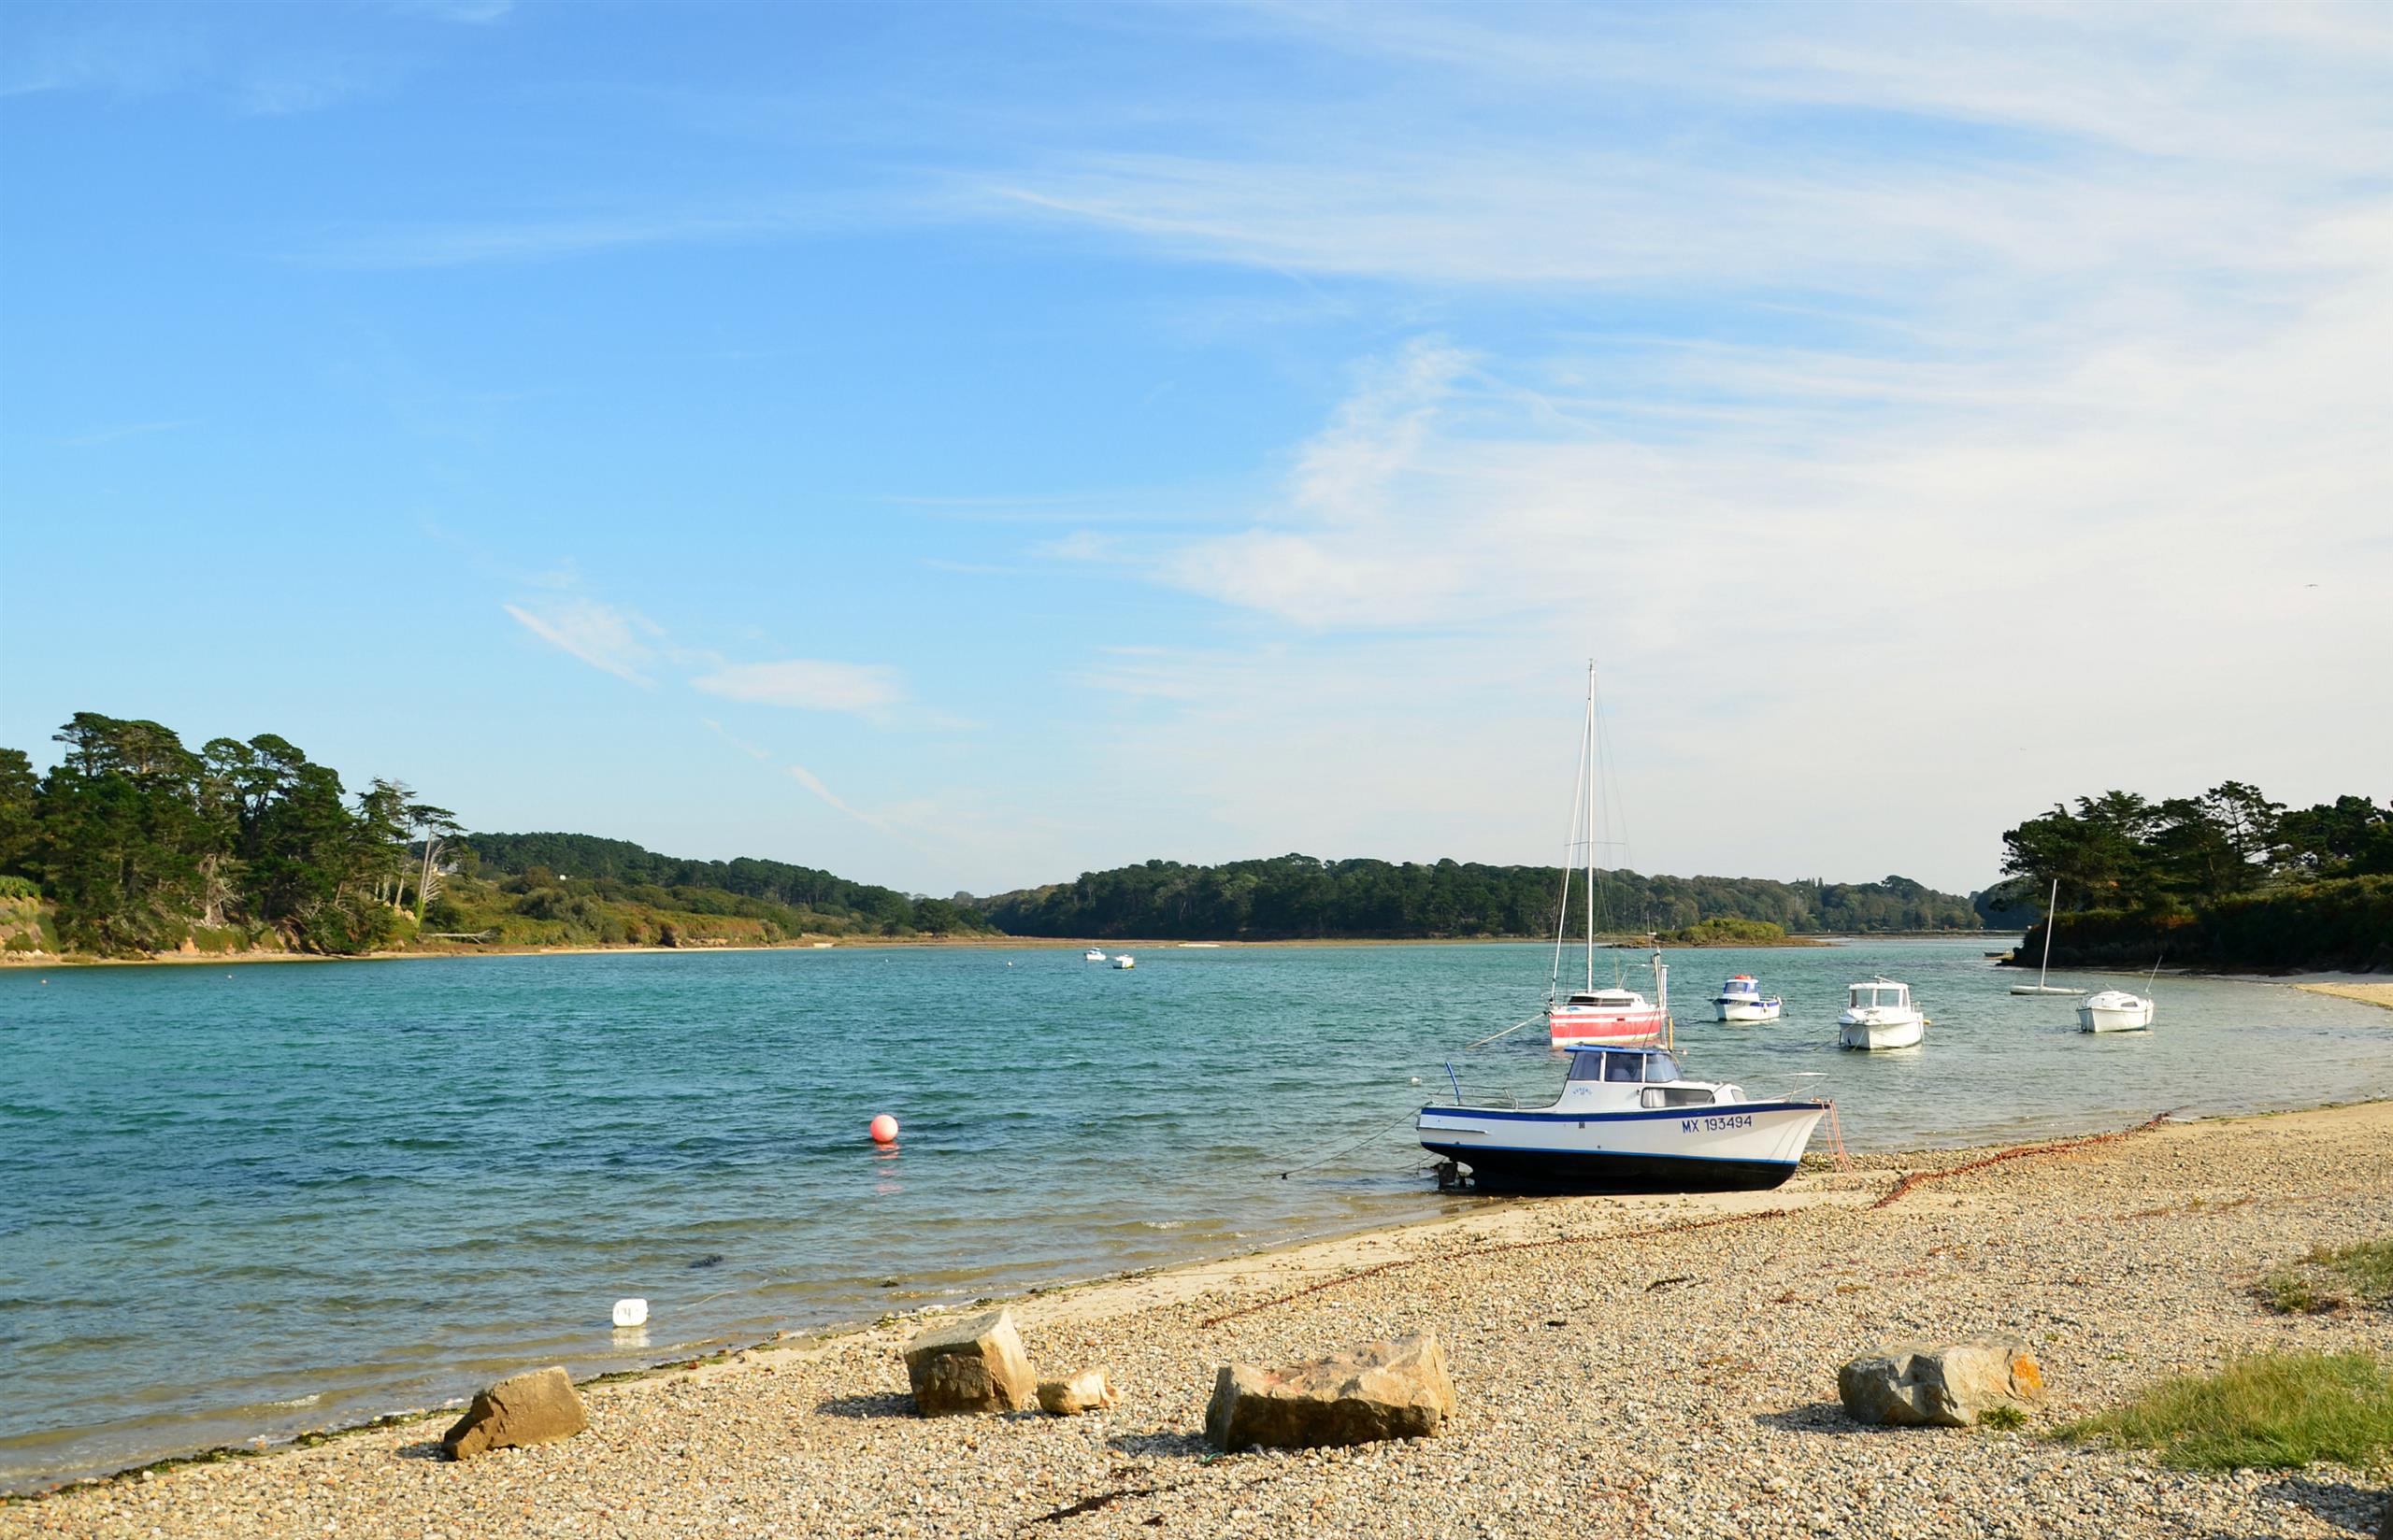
top-left (0, 715), bottom-right (437, 955)
top-left (1994, 783), bottom-right (2392, 971)
top-left (1660, 917), bottom-right (1797, 946)
top-left (974, 854), bottom-right (1982, 940)
top-left (449, 833), bottom-right (990, 941)
top-left (0, 718), bottom-right (991, 957)
top-left (2059, 1352), bottom-right (2393, 1471)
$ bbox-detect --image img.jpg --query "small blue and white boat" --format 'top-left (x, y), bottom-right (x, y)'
top-left (1712, 975), bottom-right (1783, 1022)
top-left (1417, 1046), bottom-right (1828, 1193)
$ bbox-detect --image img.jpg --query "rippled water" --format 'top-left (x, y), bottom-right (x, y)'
top-left (2, 939), bottom-right (2386, 1489)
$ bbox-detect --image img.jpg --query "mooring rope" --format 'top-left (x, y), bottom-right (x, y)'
top-left (1277, 1105), bottom-right (1426, 1180)
top-left (1868, 1109), bottom-right (2175, 1210)
top-left (1204, 1109), bottom-right (2181, 1327)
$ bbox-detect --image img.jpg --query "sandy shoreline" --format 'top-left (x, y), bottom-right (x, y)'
top-left (8, 1102), bottom-right (2390, 1538)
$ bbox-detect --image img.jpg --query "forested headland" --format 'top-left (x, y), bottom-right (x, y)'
top-left (0, 714), bottom-right (989, 959)
top-left (1993, 782), bottom-right (2392, 972)
top-left (970, 855), bottom-right (1983, 940)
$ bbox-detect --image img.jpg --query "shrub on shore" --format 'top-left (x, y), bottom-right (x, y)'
top-left (2059, 1351), bottom-right (2393, 1470)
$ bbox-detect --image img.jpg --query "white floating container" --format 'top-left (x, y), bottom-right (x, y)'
top-left (612, 1297), bottom-right (649, 1327)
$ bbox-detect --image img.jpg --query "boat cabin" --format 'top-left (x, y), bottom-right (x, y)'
top-left (1847, 980), bottom-right (1911, 1012)
top-left (1718, 976), bottom-right (1763, 997)
top-left (1560, 1047), bottom-right (1724, 1108)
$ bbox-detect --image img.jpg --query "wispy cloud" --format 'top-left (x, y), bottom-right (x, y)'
top-left (689, 659), bottom-right (906, 714)
top-left (501, 598), bottom-right (662, 686)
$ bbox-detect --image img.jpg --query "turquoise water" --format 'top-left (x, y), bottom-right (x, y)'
top-left (3, 939), bottom-right (2387, 1489)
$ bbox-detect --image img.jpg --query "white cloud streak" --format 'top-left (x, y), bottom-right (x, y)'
top-left (690, 659), bottom-right (906, 714)
top-left (501, 598), bottom-right (662, 686)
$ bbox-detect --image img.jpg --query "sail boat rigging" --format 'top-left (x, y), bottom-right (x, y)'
top-left (2010, 877), bottom-right (2086, 996)
top-left (1545, 665), bottom-right (1670, 1047)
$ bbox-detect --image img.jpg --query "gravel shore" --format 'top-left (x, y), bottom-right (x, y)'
top-left (7, 1103), bottom-right (2389, 1540)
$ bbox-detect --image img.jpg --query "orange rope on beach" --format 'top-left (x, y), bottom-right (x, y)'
top-left (1198, 1205), bottom-right (1793, 1328)
top-left (1868, 1111), bottom-right (2175, 1211)
top-left (1202, 1112), bottom-right (2179, 1328)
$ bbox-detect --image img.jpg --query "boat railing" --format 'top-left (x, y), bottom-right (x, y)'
top-left (1438, 1062), bottom-right (1525, 1109)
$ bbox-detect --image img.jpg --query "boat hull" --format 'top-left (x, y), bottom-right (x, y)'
top-left (2079, 1001), bottom-right (2155, 1033)
top-left (1547, 1006), bottom-right (1669, 1046)
top-left (1714, 1000), bottom-right (1782, 1022)
top-left (1417, 1102), bottom-right (1826, 1193)
top-left (1839, 1014), bottom-right (1924, 1050)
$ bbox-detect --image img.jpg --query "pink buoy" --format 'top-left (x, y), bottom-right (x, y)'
top-left (869, 1114), bottom-right (899, 1145)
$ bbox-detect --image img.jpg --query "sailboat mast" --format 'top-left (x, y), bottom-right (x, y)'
top-left (1583, 664), bottom-right (1597, 994)
top-left (1550, 673), bottom-right (1592, 1003)
top-left (2039, 877), bottom-right (2058, 988)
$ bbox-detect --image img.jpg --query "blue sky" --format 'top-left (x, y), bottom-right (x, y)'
top-left (4, 1), bottom-right (2387, 897)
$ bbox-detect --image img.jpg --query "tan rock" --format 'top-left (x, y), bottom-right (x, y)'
top-left (1205, 1334), bottom-right (1455, 1452)
top-left (1037, 1368), bottom-right (1116, 1416)
top-left (439, 1367), bottom-right (589, 1460)
top-left (1837, 1341), bottom-right (2046, 1428)
top-left (902, 1307), bottom-right (1037, 1415)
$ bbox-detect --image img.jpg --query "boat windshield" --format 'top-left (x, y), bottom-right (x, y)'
top-left (1566, 1050), bottom-right (1682, 1084)
top-left (1851, 986), bottom-right (1907, 1009)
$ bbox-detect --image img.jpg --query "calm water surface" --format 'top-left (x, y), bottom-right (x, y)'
top-left (3, 939), bottom-right (2387, 1488)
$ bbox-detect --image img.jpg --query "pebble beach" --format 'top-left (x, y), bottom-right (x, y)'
top-left (7, 1101), bottom-right (2389, 1540)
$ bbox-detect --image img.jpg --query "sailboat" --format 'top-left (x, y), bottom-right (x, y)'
top-left (2009, 877), bottom-right (2085, 996)
top-left (1545, 666), bottom-right (1669, 1047)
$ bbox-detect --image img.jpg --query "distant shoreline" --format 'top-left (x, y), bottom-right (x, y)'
top-left (0, 931), bottom-right (2018, 970)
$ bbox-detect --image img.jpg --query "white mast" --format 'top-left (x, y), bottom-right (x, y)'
top-left (1549, 667), bottom-right (1593, 1004)
top-left (1583, 663), bottom-right (1597, 993)
top-left (2038, 877), bottom-right (2058, 989)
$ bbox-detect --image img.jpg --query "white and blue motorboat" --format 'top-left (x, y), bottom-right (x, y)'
top-left (1712, 975), bottom-right (1783, 1022)
top-left (1417, 1046), bottom-right (1829, 1193)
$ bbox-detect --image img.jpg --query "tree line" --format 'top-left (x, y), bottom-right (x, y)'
top-left (1993, 782), bottom-right (2391, 971)
top-left (970, 854), bottom-right (1985, 940)
top-left (0, 717), bottom-right (991, 956)
top-left (0, 713), bottom-right (455, 954)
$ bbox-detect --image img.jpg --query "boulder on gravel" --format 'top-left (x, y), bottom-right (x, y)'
top-left (1037, 1368), bottom-right (1117, 1416)
top-left (1837, 1341), bottom-right (2045, 1428)
top-left (440, 1366), bottom-right (589, 1460)
top-left (903, 1307), bottom-right (1038, 1416)
top-left (1205, 1334), bottom-right (1455, 1452)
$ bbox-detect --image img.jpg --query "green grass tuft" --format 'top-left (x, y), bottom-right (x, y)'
top-left (1978, 1404), bottom-right (2028, 1431)
top-left (2260, 1238), bottom-right (2393, 1315)
top-left (2059, 1351), bottom-right (2393, 1471)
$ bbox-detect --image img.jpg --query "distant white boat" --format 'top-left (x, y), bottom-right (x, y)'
top-left (1839, 977), bottom-right (1926, 1051)
top-left (2079, 990), bottom-right (2156, 1033)
top-left (1712, 976), bottom-right (1782, 1022)
top-left (1111, 953), bottom-right (1136, 970)
top-left (2011, 877), bottom-right (2086, 996)
top-left (1084, 948), bottom-right (1107, 962)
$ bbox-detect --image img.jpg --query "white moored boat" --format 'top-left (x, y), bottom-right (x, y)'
top-left (1839, 977), bottom-right (1925, 1050)
top-left (1542, 665), bottom-right (1669, 1048)
top-left (2078, 990), bottom-right (2155, 1033)
top-left (1111, 953), bottom-right (1136, 970)
top-left (1713, 975), bottom-right (1782, 1022)
top-left (1418, 1046), bottom-right (1828, 1192)
top-left (1084, 948), bottom-right (1107, 962)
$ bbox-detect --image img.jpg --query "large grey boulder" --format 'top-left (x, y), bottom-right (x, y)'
top-left (441, 1366), bottom-right (589, 1460)
top-left (1837, 1341), bottom-right (2046, 1428)
top-left (903, 1307), bottom-right (1038, 1416)
top-left (1205, 1334), bottom-right (1455, 1452)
